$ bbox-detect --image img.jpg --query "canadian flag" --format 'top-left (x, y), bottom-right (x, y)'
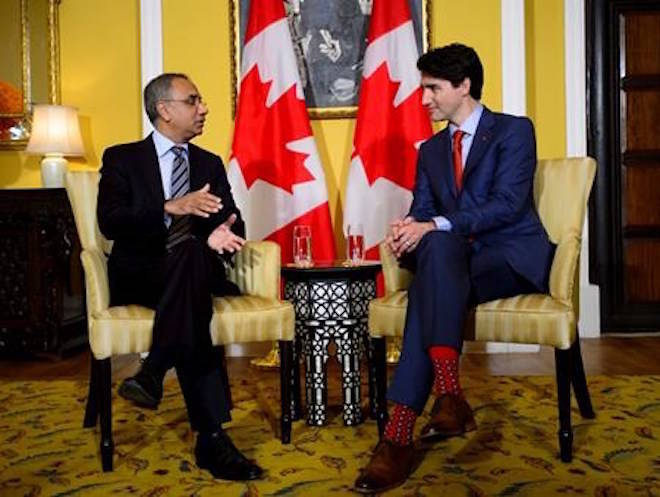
top-left (228, 0), bottom-right (336, 263)
top-left (343, 0), bottom-right (432, 259)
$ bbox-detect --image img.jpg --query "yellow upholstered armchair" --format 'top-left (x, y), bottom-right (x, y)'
top-left (367, 157), bottom-right (597, 463)
top-left (65, 171), bottom-right (295, 472)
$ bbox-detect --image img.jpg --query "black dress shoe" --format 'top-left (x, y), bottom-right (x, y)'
top-left (195, 430), bottom-right (263, 481)
top-left (118, 367), bottom-right (163, 409)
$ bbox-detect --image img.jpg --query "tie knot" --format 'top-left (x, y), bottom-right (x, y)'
top-left (171, 146), bottom-right (185, 159)
top-left (453, 130), bottom-right (465, 146)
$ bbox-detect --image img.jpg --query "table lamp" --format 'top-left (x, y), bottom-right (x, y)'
top-left (26, 104), bottom-right (84, 188)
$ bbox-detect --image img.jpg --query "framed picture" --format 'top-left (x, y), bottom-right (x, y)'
top-left (230, 0), bottom-right (432, 119)
top-left (0, 0), bottom-right (60, 150)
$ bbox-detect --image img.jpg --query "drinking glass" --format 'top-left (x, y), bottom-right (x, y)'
top-left (346, 223), bottom-right (365, 265)
top-left (293, 225), bottom-right (312, 267)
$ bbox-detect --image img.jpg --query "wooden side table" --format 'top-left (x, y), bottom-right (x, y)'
top-left (282, 261), bottom-right (381, 426)
top-left (0, 188), bottom-right (87, 356)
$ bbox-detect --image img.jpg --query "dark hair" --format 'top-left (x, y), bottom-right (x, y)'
top-left (143, 73), bottom-right (190, 124)
top-left (417, 43), bottom-right (483, 100)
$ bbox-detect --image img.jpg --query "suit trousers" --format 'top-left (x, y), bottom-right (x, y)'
top-left (387, 231), bottom-right (538, 413)
top-left (108, 236), bottom-right (239, 431)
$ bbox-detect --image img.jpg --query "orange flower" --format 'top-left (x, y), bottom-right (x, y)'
top-left (0, 80), bottom-right (23, 113)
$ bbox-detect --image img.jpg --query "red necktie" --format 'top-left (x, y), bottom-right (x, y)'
top-left (452, 130), bottom-right (465, 192)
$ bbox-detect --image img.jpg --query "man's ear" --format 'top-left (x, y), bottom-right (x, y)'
top-left (459, 77), bottom-right (471, 97)
top-left (156, 101), bottom-right (171, 123)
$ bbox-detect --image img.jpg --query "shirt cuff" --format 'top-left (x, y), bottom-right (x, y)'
top-left (433, 216), bottom-right (452, 231)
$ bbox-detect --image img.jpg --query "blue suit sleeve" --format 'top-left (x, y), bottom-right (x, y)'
top-left (446, 118), bottom-right (537, 236)
top-left (408, 144), bottom-right (438, 222)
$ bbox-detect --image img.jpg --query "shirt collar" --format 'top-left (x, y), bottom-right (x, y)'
top-left (449, 102), bottom-right (484, 137)
top-left (152, 128), bottom-right (189, 159)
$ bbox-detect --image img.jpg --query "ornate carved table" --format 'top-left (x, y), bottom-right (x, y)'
top-left (281, 261), bottom-right (381, 426)
top-left (0, 188), bottom-right (87, 356)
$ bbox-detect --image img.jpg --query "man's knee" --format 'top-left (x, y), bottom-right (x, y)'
top-left (417, 230), bottom-right (466, 260)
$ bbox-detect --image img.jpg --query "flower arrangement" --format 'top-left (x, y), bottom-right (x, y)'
top-left (0, 80), bottom-right (24, 141)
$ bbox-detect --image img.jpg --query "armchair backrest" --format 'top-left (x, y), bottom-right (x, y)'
top-left (65, 170), bottom-right (283, 304)
top-left (534, 158), bottom-right (596, 246)
top-left (534, 158), bottom-right (596, 313)
top-left (65, 170), bottom-right (112, 255)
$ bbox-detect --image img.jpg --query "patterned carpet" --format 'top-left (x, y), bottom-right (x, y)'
top-left (0, 374), bottom-right (659, 496)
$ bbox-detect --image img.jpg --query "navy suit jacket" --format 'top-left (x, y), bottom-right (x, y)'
top-left (408, 107), bottom-right (554, 291)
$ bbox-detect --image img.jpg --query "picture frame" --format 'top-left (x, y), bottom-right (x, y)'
top-left (0, 0), bottom-right (61, 150)
top-left (230, 0), bottom-right (432, 120)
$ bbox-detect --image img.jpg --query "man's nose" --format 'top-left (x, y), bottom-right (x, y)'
top-left (421, 90), bottom-right (431, 105)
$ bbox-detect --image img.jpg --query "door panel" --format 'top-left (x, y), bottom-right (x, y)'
top-left (623, 165), bottom-right (660, 227)
top-left (625, 91), bottom-right (660, 150)
top-left (623, 12), bottom-right (660, 74)
top-left (624, 240), bottom-right (660, 303)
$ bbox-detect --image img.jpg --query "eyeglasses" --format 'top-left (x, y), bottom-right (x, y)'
top-left (160, 95), bottom-right (205, 107)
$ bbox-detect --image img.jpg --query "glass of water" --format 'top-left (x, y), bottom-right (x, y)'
top-left (293, 225), bottom-right (313, 267)
top-left (346, 223), bottom-right (365, 265)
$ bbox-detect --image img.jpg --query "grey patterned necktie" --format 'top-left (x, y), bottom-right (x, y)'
top-left (166, 146), bottom-right (192, 250)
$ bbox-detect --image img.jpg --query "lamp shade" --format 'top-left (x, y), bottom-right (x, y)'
top-left (26, 104), bottom-right (84, 156)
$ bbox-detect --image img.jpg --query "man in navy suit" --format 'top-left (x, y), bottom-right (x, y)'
top-left (98, 73), bottom-right (262, 481)
top-left (355, 44), bottom-right (554, 493)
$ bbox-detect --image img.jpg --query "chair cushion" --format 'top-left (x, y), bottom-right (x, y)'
top-left (91, 305), bottom-right (155, 358)
top-left (368, 291), bottom-right (408, 339)
top-left (89, 297), bottom-right (294, 360)
top-left (211, 296), bottom-right (295, 344)
top-left (471, 294), bottom-right (576, 349)
top-left (368, 291), bottom-right (575, 350)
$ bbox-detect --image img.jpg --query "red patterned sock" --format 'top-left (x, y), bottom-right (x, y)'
top-left (428, 346), bottom-right (462, 397)
top-left (383, 403), bottom-right (417, 446)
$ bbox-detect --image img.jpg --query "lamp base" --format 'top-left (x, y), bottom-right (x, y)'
top-left (41, 153), bottom-right (68, 188)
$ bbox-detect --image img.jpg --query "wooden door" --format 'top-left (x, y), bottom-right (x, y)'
top-left (588, 0), bottom-right (660, 331)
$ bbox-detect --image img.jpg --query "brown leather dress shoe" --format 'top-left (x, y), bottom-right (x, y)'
top-left (420, 394), bottom-right (477, 441)
top-left (353, 440), bottom-right (415, 494)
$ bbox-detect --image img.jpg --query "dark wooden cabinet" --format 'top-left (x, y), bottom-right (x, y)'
top-left (0, 188), bottom-right (87, 355)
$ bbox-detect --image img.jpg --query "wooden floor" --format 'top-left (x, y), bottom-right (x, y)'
top-left (1, 337), bottom-right (659, 386)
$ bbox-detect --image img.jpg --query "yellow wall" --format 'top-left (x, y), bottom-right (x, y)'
top-left (526, 0), bottom-right (566, 159)
top-left (0, 0), bottom-right (568, 247)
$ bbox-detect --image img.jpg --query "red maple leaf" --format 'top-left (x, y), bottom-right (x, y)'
top-left (232, 67), bottom-right (315, 193)
top-left (353, 63), bottom-right (432, 191)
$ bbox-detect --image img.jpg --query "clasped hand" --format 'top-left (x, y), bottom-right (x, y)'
top-left (207, 213), bottom-right (245, 254)
top-left (164, 183), bottom-right (222, 218)
top-left (385, 217), bottom-right (435, 258)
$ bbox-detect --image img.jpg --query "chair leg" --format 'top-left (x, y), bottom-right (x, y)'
top-left (569, 333), bottom-right (595, 419)
top-left (278, 340), bottom-right (293, 444)
top-left (292, 337), bottom-right (303, 421)
top-left (371, 337), bottom-right (388, 438)
top-left (83, 354), bottom-right (99, 428)
top-left (554, 348), bottom-right (573, 462)
top-left (97, 358), bottom-right (114, 472)
top-left (367, 337), bottom-right (377, 420)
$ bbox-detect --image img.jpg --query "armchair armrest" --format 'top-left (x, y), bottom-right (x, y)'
top-left (227, 240), bottom-right (281, 299)
top-left (379, 243), bottom-right (414, 294)
top-left (548, 234), bottom-right (581, 308)
top-left (80, 248), bottom-right (111, 316)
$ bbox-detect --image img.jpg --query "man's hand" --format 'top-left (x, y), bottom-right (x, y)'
top-left (385, 216), bottom-right (435, 258)
top-left (207, 213), bottom-right (245, 254)
top-left (164, 184), bottom-right (223, 218)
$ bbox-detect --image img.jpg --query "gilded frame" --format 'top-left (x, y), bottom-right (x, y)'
top-left (230, 0), bottom-right (432, 120)
top-left (0, 0), bottom-right (61, 150)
